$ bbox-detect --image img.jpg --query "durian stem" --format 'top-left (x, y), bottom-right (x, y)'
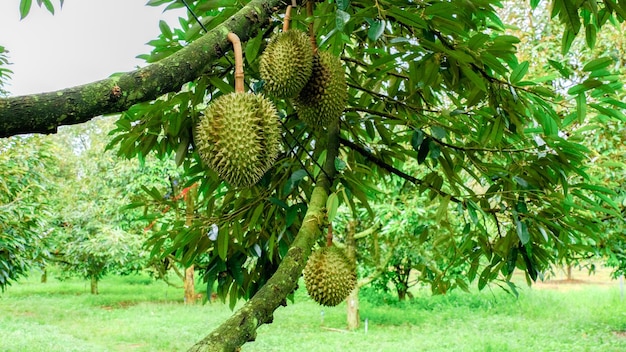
top-left (227, 32), bottom-right (245, 93)
top-left (326, 223), bottom-right (333, 246)
top-left (307, 1), bottom-right (318, 52)
top-left (283, 5), bottom-right (292, 32)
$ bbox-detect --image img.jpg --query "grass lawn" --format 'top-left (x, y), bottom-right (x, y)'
top-left (1, 271), bottom-right (626, 351)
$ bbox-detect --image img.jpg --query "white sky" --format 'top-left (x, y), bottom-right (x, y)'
top-left (0, 1), bottom-right (185, 96)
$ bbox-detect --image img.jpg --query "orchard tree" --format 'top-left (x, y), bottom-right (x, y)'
top-left (0, 135), bottom-right (55, 289)
top-left (1, 0), bottom-right (626, 351)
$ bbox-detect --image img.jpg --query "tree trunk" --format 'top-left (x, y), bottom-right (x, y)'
top-left (40, 268), bottom-right (47, 283)
top-left (566, 264), bottom-right (573, 280)
top-left (347, 287), bottom-right (360, 330)
top-left (184, 265), bottom-right (196, 305)
top-left (345, 220), bottom-right (359, 330)
top-left (184, 184), bottom-right (197, 304)
top-left (90, 275), bottom-right (99, 295)
top-left (397, 287), bottom-right (407, 301)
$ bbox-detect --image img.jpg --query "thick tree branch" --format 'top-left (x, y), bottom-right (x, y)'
top-left (0, 0), bottom-right (285, 138)
top-left (189, 123), bottom-right (341, 352)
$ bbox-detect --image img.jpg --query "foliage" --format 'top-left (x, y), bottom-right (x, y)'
top-left (17, 0), bottom-right (64, 19)
top-left (44, 118), bottom-right (185, 290)
top-left (96, 0), bottom-right (626, 306)
top-left (0, 45), bottom-right (11, 96)
top-left (0, 135), bottom-right (54, 290)
top-left (54, 225), bottom-right (145, 288)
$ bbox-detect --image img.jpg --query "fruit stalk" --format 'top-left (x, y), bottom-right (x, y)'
top-left (307, 1), bottom-right (317, 52)
top-left (227, 32), bottom-right (245, 93)
top-left (283, 5), bottom-right (292, 32)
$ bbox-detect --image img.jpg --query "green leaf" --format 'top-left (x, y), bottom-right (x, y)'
top-left (217, 228), bottom-right (229, 260)
top-left (208, 76), bottom-right (234, 94)
top-left (326, 192), bottom-right (339, 223)
top-left (20, 0), bottom-right (32, 19)
top-left (335, 9), bottom-right (350, 31)
top-left (174, 137), bottom-right (189, 166)
top-left (430, 126), bottom-right (446, 139)
top-left (334, 157), bottom-right (347, 172)
top-left (411, 129), bottom-right (425, 151)
top-left (515, 217), bottom-right (530, 245)
top-left (561, 29), bottom-right (576, 54)
top-left (417, 137), bottom-right (431, 164)
top-left (40, 0), bottom-right (54, 14)
top-left (585, 23), bottom-right (597, 49)
top-left (336, 0), bottom-right (350, 10)
top-left (561, 0), bottom-right (581, 34)
top-left (520, 245), bottom-right (537, 281)
top-left (510, 61), bottom-right (529, 84)
top-left (505, 246), bottom-right (518, 276)
top-left (159, 20), bottom-right (172, 39)
top-left (368, 20), bottom-right (385, 41)
top-left (245, 33), bottom-right (263, 65)
top-left (582, 57), bottom-right (613, 72)
top-left (576, 93), bottom-right (586, 122)
top-left (460, 65), bottom-right (487, 92)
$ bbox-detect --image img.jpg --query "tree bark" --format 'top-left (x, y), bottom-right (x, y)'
top-left (0, 0), bottom-right (286, 138)
top-left (188, 124), bottom-right (340, 352)
top-left (345, 221), bottom-right (359, 330)
top-left (346, 287), bottom-right (360, 330)
top-left (184, 265), bottom-right (196, 305)
top-left (184, 185), bottom-right (197, 304)
top-left (90, 275), bottom-right (99, 295)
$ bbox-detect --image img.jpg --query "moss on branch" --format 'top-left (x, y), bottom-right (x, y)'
top-left (0, 0), bottom-right (284, 138)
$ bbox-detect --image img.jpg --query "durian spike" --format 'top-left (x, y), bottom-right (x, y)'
top-left (306, 1), bottom-right (318, 52)
top-left (283, 5), bottom-right (292, 32)
top-left (227, 32), bottom-right (245, 93)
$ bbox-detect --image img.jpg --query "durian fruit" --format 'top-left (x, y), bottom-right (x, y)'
top-left (259, 30), bottom-right (314, 98)
top-left (194, 92), bottom-right (280, 187)
top-left (294, 51), bottom-right (348, 128)
top-left (303, 245), bottom-right (357, 307)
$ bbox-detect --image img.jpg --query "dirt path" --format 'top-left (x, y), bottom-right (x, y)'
top-left (529, 265), bottom-right (620, 291)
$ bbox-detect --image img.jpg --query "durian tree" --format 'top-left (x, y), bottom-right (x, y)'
top-left (1, 0), bottom-right (626, 351)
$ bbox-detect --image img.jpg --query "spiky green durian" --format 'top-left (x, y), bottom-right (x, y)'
top-left (294, 51), bottom-right (347, 128)
top-left (303, 246), bottom-right (357, 307)
top-left (194, 92), bottom-right (280, 187)
top-left (259, 30), bottom-right (314, 98)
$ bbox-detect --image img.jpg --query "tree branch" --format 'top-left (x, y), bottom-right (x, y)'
top-left (0, 0), bottom-right (286, 138)
top-left (188, 122), bottom-right (341, 352)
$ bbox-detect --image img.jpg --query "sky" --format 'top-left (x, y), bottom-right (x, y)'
top-left (0, 1), bottom-right (185, 96)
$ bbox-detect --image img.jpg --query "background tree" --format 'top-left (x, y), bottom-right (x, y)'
top-left (1, 0), bottom-right (626, 351)
top-left (0, 135), bottom-right (54, 290)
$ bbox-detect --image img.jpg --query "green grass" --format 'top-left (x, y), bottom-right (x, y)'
top-left (2, 273), bottom-right (626, 351)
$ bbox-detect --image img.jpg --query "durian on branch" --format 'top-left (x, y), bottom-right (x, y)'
top-left (189, 124), bottom-right (341, 352)
top-left (0, 0), bottom-right (286, 138)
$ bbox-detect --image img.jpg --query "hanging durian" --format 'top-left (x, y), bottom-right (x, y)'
top-left (303, 245), bottom-right (357, 307)
top-left (294, 51), bottom-right (347, 128)
top-left (194, 33), bottom-right (280, 187)
top-left (259, 29), bottom-right (313, 98)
